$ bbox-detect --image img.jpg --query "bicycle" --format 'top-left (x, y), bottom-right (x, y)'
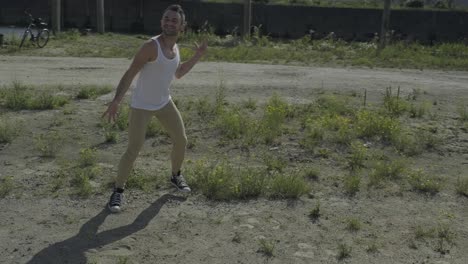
top-left (19, 11), bottom-right (50, 48)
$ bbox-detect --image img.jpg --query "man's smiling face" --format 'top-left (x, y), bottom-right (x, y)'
top-left (161, 10), bottom-right (184, 37)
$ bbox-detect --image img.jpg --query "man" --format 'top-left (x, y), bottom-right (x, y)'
top-left (102, 4), bottom-right (207, 213)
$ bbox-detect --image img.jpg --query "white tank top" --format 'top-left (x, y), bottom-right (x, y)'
top-left (131, 35), bottom-right (180, 110)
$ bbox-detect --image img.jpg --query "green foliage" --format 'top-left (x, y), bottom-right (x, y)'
top-left (258, 238), bottom-right (275, 257)
top-left (0, 118), bottom-right (20, 143)
top-left (301, 119), bottom-right (324, 150)
top-left (116, 104), bottom-right (130, 131)
top-left (347, 141), bottom-right (367, 171)
top-left (456, 176), bottom-right (468, 197)
top-left (260, 94), bottom-right (289, 144)
top-left (268, 172), bottom-right (310, 199)
top-left (303, 167), bottom-right (320, 181)
top-left (383, 87), bottom-right (409, 117)
top-left (368, 159), bottom-right (406, 188)
top-left (146, 118), bottom-right (166, 138)
top-left (309, 201), bottom-right (321, 221)
top-left (126, 168), bottom-right (163, 192)
top-left (409, 101), bottom-right (430, 118)
top-left (79, 148), bottom-right (97, 167)
top-left (344, 174), bottom-right (361, 196)
top-left (187, 159), bottom-right (308, 200)
top-left (355, 109), bottom-right (401, 140)
top-left (0, 176), bottom-right (15, 198)
top-left (457, 101), bottom-right (468, 121)
top-left (2, 82), bottom-right (69, 110)
top-left (4, 30), bottom-right (468, 70)
top-left (242, 97), bottom-right (257, 111)
top-left (263, 154), bottom-right (288, 172)
top-left (407, 169), bottom-right (442, 194)
top-left (316, 94), bottom-right (354, 116)
top-left (34, 131), bottom-right (63, 157)
top-left (337, 243), bottom-right (352, 260)
top-left (346, 218), bottom-right (362, 232)
top-left (214, 108), bottom-right (248, 140)
top-left (76, 85), bottom-right (113, 99)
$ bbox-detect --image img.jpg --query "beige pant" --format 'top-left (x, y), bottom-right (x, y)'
top-left (115, 99), bottom-right (187, 188)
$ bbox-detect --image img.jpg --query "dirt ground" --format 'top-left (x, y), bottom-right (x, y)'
top-left (1, 55), bottom-right (468, 264)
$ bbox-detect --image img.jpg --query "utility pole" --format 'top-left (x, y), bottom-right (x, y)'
top-left (51, 0), bottom-right (61, 33)
top-left (97, 0), bottom-right (105, 33)
top-left (378, 0), bottom-right (391, 52)
top-left (242, 0), bottom-right (251, 37)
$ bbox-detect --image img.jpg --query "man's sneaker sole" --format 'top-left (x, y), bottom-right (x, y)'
top-left (171, 181), bottom-right (191, 193)
top-left (108, 204), bottom-right (121, 213)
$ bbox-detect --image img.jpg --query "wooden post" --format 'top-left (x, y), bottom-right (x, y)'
top-left (97, 0), bottom-right (105, 33)
top-left (378, 0), bottom-right (391, 52)
top-left (242, 0), bottom-right (251, 37)
top-left (51, 0), bottom-right (61, 33)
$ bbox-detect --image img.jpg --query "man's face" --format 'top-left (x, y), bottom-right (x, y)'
top-left (161, 10), bottom-right (184, 37)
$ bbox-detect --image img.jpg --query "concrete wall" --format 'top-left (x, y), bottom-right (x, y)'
top-left (1, 0), bottom-right (467, 42)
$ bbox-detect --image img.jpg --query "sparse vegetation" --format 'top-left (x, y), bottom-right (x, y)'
top-left (258, 238), bottom-right (275, 257)
top-left (346, 217), bottom-right (362, 232)
top-left (34, 131), bottom-right (63, 157)
top-left (2, 33), bottom-right (468, 262)
top-left (337, 243), bottom-right (352, 260)
top-left (455, 177), bottom-right (468, 197)
top-left (76, 85), bottom-right (113, 100)
top-left (0, 176), bottom-right (15, 198)
top-left (2, 82), bottom-right (69, 111)
top-left (344, 173), bottom-right (361, 195)
top-left (0, 118), bottom-right (20, 143)
top-left (309, 201), bottom-right (321, 222)
top-left (407, 169), bottom-right (443, 194)
top-left (79, 148), bottom-right (97, 167)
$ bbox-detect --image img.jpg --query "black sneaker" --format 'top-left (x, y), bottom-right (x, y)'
top-left (108, 188), bottom-right (124, 213)
top-left (171, 174), bottom-right (191, 193)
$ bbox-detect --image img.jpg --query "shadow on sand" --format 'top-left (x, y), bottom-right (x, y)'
top-left (27, 193), bottom-right (186, 264)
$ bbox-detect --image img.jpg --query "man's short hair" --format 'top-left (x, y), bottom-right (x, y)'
top-left (164, 4), bottom-right (186, 25)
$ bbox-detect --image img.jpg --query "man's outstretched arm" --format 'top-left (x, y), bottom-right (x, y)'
top-left (102, 41), bottom-right (155, 122)
top-left (175, 40), bottom-right (207, 79)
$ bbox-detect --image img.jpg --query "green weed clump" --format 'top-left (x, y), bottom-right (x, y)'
top-left (355, 109), bottom-right (401, 141)
top-left (316, 94), bottom-right (354, 116)
top-left (368, 159), bottom-right (407, 187)
top-left (258, 238), bottom-right (275, 257)
top-left (34, 131), bottom-right (63, 157)
top-left (309, 201), bottom-right (321, 222)
top-left (0, 118), bottom-right (20, 143)
top-left (268, 172), bottom-right (310, 199)
top-left (407, 169), bottom-right (443, 194)
top-left (187, 159), bottom-right (308, 200)
top-left (2, 82), bottom-right (69, 110)
top-left (187, 160), bottom-right (254, 200)
top-left (456, 101), bottom-right (468, 122)
top-left (337, 243), bottom-right (352, 260)
top-left (259, 94), bottom-right (289, 144)
top-left (347, 141), bottom-right (367, 171)
top-left (455, 177), bottom-right (468, 197)
top-left (301, 120), bottom-right (325, 150)
top-left (0, 176), bottom-right (15, 198)
top-left (146, 118), bottom-right (166, 138)
top-left (214, 108), bottom-right (251, 140)
top-left (76, 85), bottom-right (113, 99)
top-left (346, 218), bottom-right (362, 232)
top-left (79, 148), bottom-right (97, 167)
top-left (383, 87), bottom-right (409, 117)
top-left (115, 104), bottom-right (130, 130)
top-left (344, 174), bottom-right (361, 196)
top-left (126, 168), bottom-right (164, 192)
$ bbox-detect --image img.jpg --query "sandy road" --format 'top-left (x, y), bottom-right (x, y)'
top-left (1, 55), bottom-right (467, 103)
